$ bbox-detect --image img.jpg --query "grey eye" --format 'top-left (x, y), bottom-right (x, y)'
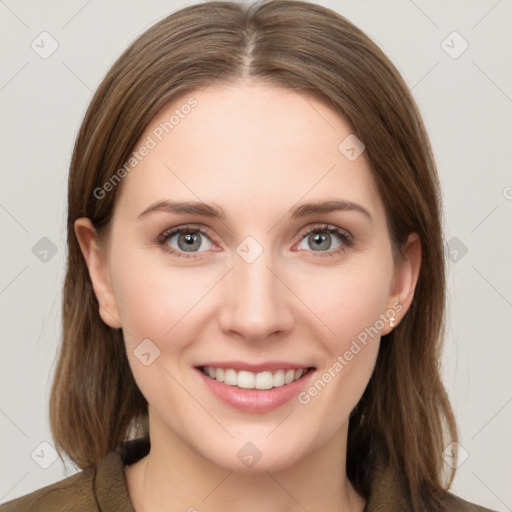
top-left (167, 230), bottom-right (213, 253)
top-left (298, 230), bottom-right (343, 252)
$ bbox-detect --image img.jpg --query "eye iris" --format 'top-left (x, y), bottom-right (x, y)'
top-left (178, 232), bottom-right (201, 252)
top-left (309, 232), bottom-right (330, 251)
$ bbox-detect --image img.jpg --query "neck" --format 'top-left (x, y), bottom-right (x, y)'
top-left (126, 411), bottom-right (365, 512)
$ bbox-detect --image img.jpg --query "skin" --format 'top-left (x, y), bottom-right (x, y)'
top-left (75, 82), bottom-right (421, 512)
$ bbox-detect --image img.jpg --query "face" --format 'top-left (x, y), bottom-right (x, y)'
top-left (77, 82), bottom-right (419, 473)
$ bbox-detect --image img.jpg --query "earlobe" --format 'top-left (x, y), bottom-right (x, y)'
top-left (74, 218), bottom-right (122, 329)
top-left (382, 233), bottom-right (422, 335)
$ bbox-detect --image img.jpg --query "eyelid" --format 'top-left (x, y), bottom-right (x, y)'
top-left (293, 223), bottom-right (353, 256)
top-left (297, 223), bottom-right (352, 241)
top-left (157, 223), bottom-right (214, 245)
top-left (157, 224), bottom-right (218, 260)
top-left (157, 222), bottom-right (353, 258)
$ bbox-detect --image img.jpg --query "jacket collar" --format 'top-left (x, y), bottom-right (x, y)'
top-left (95, 449), bottom-right (136, 511)
top-left (363, 459), bottom-right (410, 512)
top-left (95, 438), bottom-right (411, 512)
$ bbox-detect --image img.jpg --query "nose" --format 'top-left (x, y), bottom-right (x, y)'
top-left (218, 247), bottom-right (295, 342)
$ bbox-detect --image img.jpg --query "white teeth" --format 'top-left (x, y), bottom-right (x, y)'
top-left (238, 370), bottom-right (255, 389)
top-left (201, 366), bottom-right (310, 390)
top-left (273, 370), bottom-right (285, 387)
top-left (255, 371), bottom-right (273, 390)
top-left (284, 369), bottom-right (295, 384)
top-left (223, 368), bottom-right (237, 386)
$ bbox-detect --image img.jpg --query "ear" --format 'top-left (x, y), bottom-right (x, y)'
top-left (381, 233), bottom-right (421, 335)
top-left (74, 218), bottom-right (122, 329)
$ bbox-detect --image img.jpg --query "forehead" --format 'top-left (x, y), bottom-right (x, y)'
top-left (114, 83), bottom-right (383, 225)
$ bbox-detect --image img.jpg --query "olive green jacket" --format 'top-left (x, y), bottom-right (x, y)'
top-left (0, 438), bottom-right (496, 511)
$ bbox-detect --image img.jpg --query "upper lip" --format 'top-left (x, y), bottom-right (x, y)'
top-left (196, 361), bottom-right (315, 373)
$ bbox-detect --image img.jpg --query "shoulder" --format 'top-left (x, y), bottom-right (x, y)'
top-left (365, 461), bottom-right (498, 512)
top-left (440, 491), bottom-right (498, 512)
top-left (0, 439), bottom-right (146, 512)
top-left (0, 465), bottom-right (98, 512)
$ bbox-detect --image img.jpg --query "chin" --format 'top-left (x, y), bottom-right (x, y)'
top-left (203, 441), bottom-right (304, 474)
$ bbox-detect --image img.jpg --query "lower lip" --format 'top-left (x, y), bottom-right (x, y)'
top-left (195, 367), bottom-right (316, 413)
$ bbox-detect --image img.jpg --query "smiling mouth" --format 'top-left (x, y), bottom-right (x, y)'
top-left (197, 365), bottom-right (315, 390)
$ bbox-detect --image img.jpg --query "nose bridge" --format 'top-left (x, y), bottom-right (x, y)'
top-left (219, 238), bottom-right (294, 340)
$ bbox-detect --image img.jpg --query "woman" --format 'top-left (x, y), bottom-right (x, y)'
top-left (0, 1), bottom-right (496, 511)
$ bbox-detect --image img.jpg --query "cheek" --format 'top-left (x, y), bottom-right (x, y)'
top-left (111, 244), bottom-right (393, 347)
top-left (294, 267), bottom-right (389, 418)
top-left (109, 251), bottom-right (218, 408)
top-left (296, 258), bottom-right (393, 340)
top-left (292, 256), bottom-right (392, 396)
top-left (109, 244), bottom-right (218, 349)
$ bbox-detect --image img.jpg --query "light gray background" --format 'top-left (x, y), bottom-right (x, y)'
top-left (1, 0), bottom-right (511, 509)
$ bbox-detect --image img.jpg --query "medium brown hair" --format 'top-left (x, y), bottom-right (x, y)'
top-left (50, 1), bottom-right (457, 509)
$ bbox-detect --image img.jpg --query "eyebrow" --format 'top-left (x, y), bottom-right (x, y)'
top-left (137, 199), bottom-right (372, 222)
top-left (290, 200), bottom-right (372, 221)
top-left (137, 200), bottom-right (227, 220)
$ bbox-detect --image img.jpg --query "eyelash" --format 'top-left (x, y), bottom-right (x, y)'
top-left (156, 223), bottom-right (353, 259)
